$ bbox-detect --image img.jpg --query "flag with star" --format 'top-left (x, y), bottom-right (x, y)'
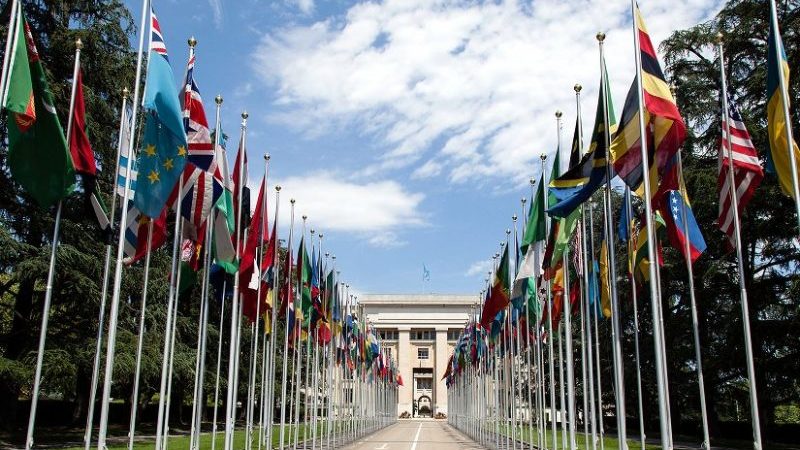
top-left (133, 9), bottom-right (187, 218)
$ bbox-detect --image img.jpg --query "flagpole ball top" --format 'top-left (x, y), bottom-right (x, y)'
top-left (276, 185), bottom-right (281, 191)
top-left (325, 252), bottom-right (330, 257)
top-left (310, 228), bottom-right (314, 234)
top-left (75, 38), bottom-right (83, 49)
top-left (540, 153), bottom-right (547, 161)
top-left (290, 198), bottom-right (295, 204)
top-left (505, 229), bottom-right (511, 235)
top-left (596, 32), bottom-right (606, 42)
top-left (555, 110), bottom-right (562, 118)
top-left (264, 153), bottom-right (270, 161)
top-left (319, 233), bottom-right (323, 238)
top-left (512, 214), bottom-right (518, 221)
top-left (521, 197), bottom-right (527, 205)
top-left (215, 95), bottom-right (223, 105)
top-left (188, 36), bottom-right (197, 47)
top-left (242, 110), bottom-right (249, 120)
top-left (574, 83), bottom-right (582, 93)
top-left (122, 87), bottom-right (129, 98)
top-left (716, 32), bottom-right (724, 44)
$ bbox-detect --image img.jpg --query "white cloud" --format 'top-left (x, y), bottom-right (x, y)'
top-left (465, 259), bottom-right (493, 278)
top-left (270, 172), bottom-right (425, 246)
top-left (208, 0), bottom-right (223, 28)
top-left (252, 0), bottom-right (723, 186)
top-left (288, 0), bottom-right (315, 15)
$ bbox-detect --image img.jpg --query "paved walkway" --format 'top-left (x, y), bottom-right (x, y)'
top-left (342, 419), bottom-right (485, 450)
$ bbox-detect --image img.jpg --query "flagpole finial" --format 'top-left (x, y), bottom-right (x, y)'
top-left (290, 198), bottom-right (295, 204)
top-left (310, 228), bottom-right (314, 234)
top-left (188, 36), bottom-right (197, 48)
top-left (555, 110), bottom-right (562, 118)
top-left (715, 32), bottom-right (724, 44)
top-left (596, 32), bottom-right (606, 42)
top-left (530, 177), bottom-right (536, 185)
top-left (574, 84), bottom-right (582, 93)
top-left (319, 233), bottom-right (323, 239)
top-left (264, 153), bottom-right (270, 161)
top-left (540, 153), bottom-right (547, 161)
top-left (521, 197), bottom-right (527, 205)
top-left (276, 185), bottom-right (281, 192)
top-left (122, 87), bottom-right (129, 98)
top-left (325, 252), bottom-right (330, 257)
top-left (242, 110), bottom-right (249, 120)
top-left (505, 229), bottom-right (510, 236)
top-left (215, 95), bottom-right (223, 105)
top-left (75, 38), bottom-right (83, 49)
top-left (512, 214), bottom-right (518, 222)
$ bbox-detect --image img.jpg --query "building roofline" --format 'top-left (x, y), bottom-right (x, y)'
top-left (359, 294), bottom-right (478, 305)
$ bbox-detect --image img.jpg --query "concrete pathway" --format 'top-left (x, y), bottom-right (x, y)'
top-left (342, 419), bottom-right (485, 450)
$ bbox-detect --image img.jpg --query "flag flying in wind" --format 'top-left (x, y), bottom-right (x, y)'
top-left (610, 6), bottom-right (686, 200)
top-left (182, 52), bottom-right (215, 171)
top-left (718, 95), bottom-right (763, 248)
top-left (548, 67), bottom-right (617, 218)
top-left (520, 172), bottom-right (547, 254)
top-left (241, 177), bottom-right (268, 321)
top-left (133, 9), bottom-right (188, 218)
top-left (480, 245), bottom-right (509, 329)
top-left (4, 8), bottom-right (75, 207)
top-left (766, 19), bottom-right (800, 200)
top-left (123, 203), bottom-right (168, 265)
top-left (116, 110), bottom-right (136, 200)
top-left (547, 125), bottom-right (582, 270)
top-left (210, 129), bottom-right (237, 272)
top-left (660, 189), bottom-right (706, 263)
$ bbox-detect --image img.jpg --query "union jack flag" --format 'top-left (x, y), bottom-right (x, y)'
top-left (150, 9), bottom-right (168, 60)
top-left (168, 166), bottom-right (223, 241)
top-left (182, 53), bottom-right (214, 171)
top-left (718, 95), bottom-right (763, 248)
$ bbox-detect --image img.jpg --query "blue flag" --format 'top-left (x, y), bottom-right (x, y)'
top-left (618, 188), bottom-right (632, 242)
top-left (133, 9), bottom-right (187, 218)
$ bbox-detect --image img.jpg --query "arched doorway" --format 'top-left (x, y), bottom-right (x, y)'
top-left (417, 395), bottom-right (432, 417)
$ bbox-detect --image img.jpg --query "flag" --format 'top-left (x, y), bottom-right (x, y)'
top-left (520, 172), bottom-right (547, 253)
top-left (123, 203), bottom-right (168, 265)
top-left (766, 19), bottom-right (800, 199)
top-left (297, 236), bottom-right (313, 325)
top-left (510, 244), bottom-right (537, 316)
top-left (548, 67), bottom-right (617, 218)
top-left (598, 240), bottom-right (612, 318)
top-left (632, 212), bottom-right (666, 286)
top-left (210, 129), bottom-right (236, 271)
top-left (610, 6), bottom-right (686, 199)
top-left (548, 123), bottom-right (582, 269)
top-left (133, 9), bottom-right (188, 218)
top-left (181, 52), bottom-right (214, 171)
top-left (169, 166), bottom-right (223, 240)
top-left (618, 188), bottom-right (632, 243)
top-left (240, 177), bottom-right (268, 321)
top-left (660, 189), bottom-right (706, 263)
top-left (4, 9), bottom-right (74, 207)
top-left (718, 95), bottom-right (763, 248)
top-left (231, 138), bottom-right (248, 231)
top-left (68, 70), bottom-right (95, 176)
top-left (479, 245), bottom-right (510, 329)
top-left (422, 264), bottom-right (431, 282)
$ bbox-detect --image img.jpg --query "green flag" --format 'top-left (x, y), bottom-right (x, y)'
top-left (4, 10), bottom-right (75, 207)
top-left (520, 172), bottom-right (546, 254)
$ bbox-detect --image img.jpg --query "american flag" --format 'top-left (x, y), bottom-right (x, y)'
top-left (718, 95), bottom-right (763, 248)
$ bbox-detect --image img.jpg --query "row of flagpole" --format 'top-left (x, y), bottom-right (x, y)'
top-left (443, 1), bottom-right (799, 448)
top-left (1, 1), bottom-right (403, 448)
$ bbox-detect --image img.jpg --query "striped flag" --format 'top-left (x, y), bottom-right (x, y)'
top-left (182, 52), bottom-right (215, 171)
top-left (718, 96), bottom-right (763, 248)
top-left (123, 202), bottom-right (168, 265)
top-left (610, 6), bottom-right (686, 201)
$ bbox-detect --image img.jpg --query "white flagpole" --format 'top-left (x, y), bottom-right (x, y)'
top-left (211, 281), bottom-right (227, 450)
top-left (223, 111), bottom-right (250, 450)
top-left (0, 0), bottom-right (20, 106)
top-left (596, 32), bottom-right (628, 449)
top-left (625, 189), bottom-right (645, 449)
top-left (127, 221), bottom-right (155, 450)
top-left (25, 37), bottom-right (82, 450)
top-left (264, 186), bottom-right (282, 449)
top-left (629, 3), bottom-right (671, 447)
top-left (279, 200), bottom-right (296, 450)
top-left (585, 203), bottom-right (597, 450)
top-left (717, 33), bottom-right (762, 449)
top-left (97, 0), bottom-right (150, 446)
top-left (84, 86), bottom-right (129, 450)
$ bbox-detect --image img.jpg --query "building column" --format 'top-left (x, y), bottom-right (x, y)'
top-left (434, 328), bottom-right (448, 416)
top-left (398, 328), bottom-right (412, 416)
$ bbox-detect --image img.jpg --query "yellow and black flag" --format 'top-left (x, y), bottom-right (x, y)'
top-left (610, 5), bottom-right (686, 200)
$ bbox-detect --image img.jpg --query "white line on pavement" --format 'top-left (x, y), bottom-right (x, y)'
top-left (410, 423), bottom-right (423, 450)
top-left (374, 444), bottom-right (388, 450)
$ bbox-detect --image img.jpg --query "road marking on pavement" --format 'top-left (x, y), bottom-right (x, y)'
top-left (374, 444), bottom-right (388, 449)
top-left (410, 422), bottom-right (423, 450)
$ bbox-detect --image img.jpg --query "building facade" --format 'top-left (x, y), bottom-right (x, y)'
top-left (358, 294), bottom-right (477, 417)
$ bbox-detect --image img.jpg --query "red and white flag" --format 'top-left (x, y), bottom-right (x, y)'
top-left (718, 96), bottom-right (763, 248)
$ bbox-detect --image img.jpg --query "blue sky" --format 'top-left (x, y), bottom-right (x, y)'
top-left (126, 0), bottom-right (723, 296)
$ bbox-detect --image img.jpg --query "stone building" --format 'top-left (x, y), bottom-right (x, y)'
top-left (358, 294), bottom-right (477, 417)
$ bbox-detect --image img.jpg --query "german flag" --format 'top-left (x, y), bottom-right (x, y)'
top-left (610, 5), bottom-right (686, 199)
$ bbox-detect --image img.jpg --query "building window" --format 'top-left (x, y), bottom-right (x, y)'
top-left (382, 347), bottom-right (394, 360)
top-left (447, 329), bottom-right (461, 341)
top-left (378, 329), bottom-right (398, 341)
top-left (416, 378), bottom-right (432, 390)
top-left (418, 347), bottom-right (430, 359)
top-left (411, 329), bottom-right (434, 341)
